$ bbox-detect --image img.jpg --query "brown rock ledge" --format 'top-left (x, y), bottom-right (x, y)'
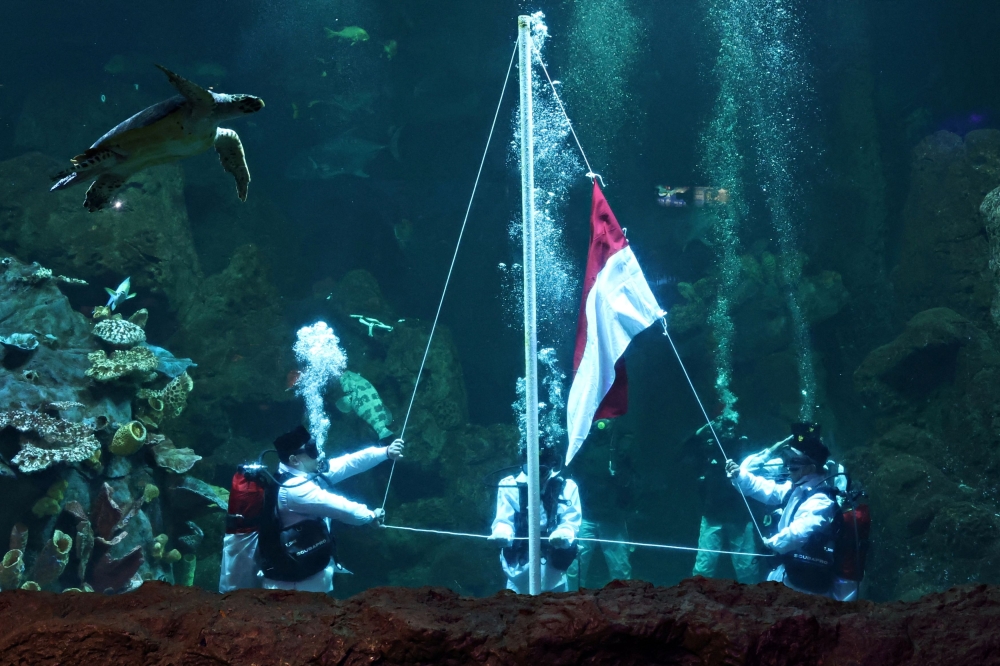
top-left (0, 578), bottom-right (997, 665)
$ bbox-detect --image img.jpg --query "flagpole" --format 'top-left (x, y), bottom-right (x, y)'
top-left (517, 14), bottom-right (542, 596)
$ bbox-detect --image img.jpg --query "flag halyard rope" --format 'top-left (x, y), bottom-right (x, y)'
top-left (382, 42), bottom-right (519, 511)
top-left (383, 524), bottom-right (773, 559)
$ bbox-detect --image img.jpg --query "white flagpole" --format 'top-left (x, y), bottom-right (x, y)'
top-left (517, 14), bottom-right (542, 596)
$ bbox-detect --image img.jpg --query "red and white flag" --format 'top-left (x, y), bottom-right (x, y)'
top-left (565, 181), bottom-right (663, 466)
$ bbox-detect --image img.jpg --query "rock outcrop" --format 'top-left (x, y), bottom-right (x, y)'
top-left (892, 130), bottom-right (1000, 328)
top-left (0, 578), bottom-right (998, 664)
top-left (851, 307), bottom-right (1000, 601)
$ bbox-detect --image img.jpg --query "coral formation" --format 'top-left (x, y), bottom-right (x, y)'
top-left (30, 530), bottom-right (72, 588)
top-left (149, 437), bottom-right (201, 474)
top-left (0, 550), bottom-right (24, 591)
top-left (85, 347), bottom-right (158, 382)
top-left (1, 409), bottom-right (100, 473)
top-left (110, 420), bottom-right (147, 456)
top-left (174, 554), bottom-right (196, 586)
top-left (137, 372), bottom-right (193, 421)
top-left (127, 309), bottom-right (149, 329)
top-left (87, 483), bottom-right (146, 594)
top-left (1, 258), bottom-right (87, 287)
top-left (92, 318), bottom-right (146, 348)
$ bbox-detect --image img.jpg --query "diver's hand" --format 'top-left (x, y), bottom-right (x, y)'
top-left (370, 508), bottom-right (386, 527)
top-left (725, 459), bottom-right (739, 478)
top-left (487, 532), bottom-right (513, 548)
top-left (548, 533), bottom-right (571, 549)
top-left (387, 439), bottom-right (404, 460)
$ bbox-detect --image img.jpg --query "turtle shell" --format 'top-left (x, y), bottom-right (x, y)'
top-left (90, 95), bottom-right (189, 149)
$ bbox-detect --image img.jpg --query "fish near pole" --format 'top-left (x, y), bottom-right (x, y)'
top-left (517, 14), bottom-right (542, 597)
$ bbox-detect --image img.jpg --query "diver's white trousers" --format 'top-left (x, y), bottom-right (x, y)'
top-left (568, 519), bottom-right (633, 590)
top-left (501, 553), bottom-right (569, 594)
top-left (692, 517), bottom-right (760, 584)
top-left (219, 533), bottom-right (260, 593)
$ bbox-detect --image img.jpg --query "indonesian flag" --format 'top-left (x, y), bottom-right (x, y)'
top-left (565, 181), bottom-right (663, 465)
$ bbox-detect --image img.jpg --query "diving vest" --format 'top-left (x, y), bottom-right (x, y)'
top-left (254, 471), bottom-right (337, 582)
top-left (502, 473), bottom-right (578, 572)
top-left (779, 485), bottom-right (841, 593)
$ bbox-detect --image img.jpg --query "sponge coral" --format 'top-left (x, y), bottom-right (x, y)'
top-left (85, 347), bottom-right (158, 382)
top-left (1, 410), bottom-right (100, 474)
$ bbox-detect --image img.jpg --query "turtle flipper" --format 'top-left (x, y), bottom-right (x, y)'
top-left (215, 128), bottom-right (250, 201)
top-left (50, 172), bottom-right (81, 191)
top-left (51, 147), bottom-right (121, 191)
top-left (155, 65), bottom-right (214, 109)
top-left (84, 174), bottom-right (127, 212)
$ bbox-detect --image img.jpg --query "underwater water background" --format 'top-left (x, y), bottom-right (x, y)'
top-left (0, 0), bottom-right (999, 602)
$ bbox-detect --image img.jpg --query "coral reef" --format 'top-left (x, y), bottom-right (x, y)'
top-left (1, 409), bottom-right (101, 473)
top-left (149, 436), bottom-right (201, 474)
top-left (110, 421), bottom-right (147, 457)
top-left (0, 550), bottom-right (24, 591)
top-left (30, 529), bottom-right (72, 588)
top-left (85, 347), bottom-right (158, 382)
top-left (137, 372), bottom-right (193, 421)
top-left (92, 318), bottom-right (146, 348)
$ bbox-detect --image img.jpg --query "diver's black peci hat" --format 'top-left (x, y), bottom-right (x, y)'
top-left (789, 422), bottom-right (829, 466)
top-left (274, 425), bottom-right (313, 459)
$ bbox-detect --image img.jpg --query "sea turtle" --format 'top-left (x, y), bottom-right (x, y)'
top-left (51, 65), bottom-right (264, 212)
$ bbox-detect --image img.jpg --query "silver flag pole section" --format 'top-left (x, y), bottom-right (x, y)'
top-left (517, 14), bottom-right (542, 596)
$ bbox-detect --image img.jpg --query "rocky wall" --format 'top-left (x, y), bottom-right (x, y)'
top-left (892, 130), bottom-right (1000, 330)
top-left (851, 307), bottom-right (1000, 601)
top-left (0, 578), bottom-right (998, 665)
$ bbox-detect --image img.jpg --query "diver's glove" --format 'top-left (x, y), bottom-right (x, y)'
top-left (487, 531), bottom-right (513, 548)
top-left (725, 459), bottom-right (739, 479)
top-left (548, 533), bottom-right (572, 549)
top-left (386, 439), bottom-right (405, 460)
top-left (370, 508), bottom-right (386, 527)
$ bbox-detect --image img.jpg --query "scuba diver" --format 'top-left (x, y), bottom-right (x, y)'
top-left (219, 425), bottom-right (403, 593)
top-left (567, 418), bottom-right (635, 591)
top-left (487, 442), bottom-right (582, 594)
top-left (684, 422), bottom-right (761, 584)
top-left (725, 422), bottom-right (859, 601)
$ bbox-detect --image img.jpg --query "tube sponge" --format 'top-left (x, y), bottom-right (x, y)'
top-left (293, 322), bottom-right (347, 455)
top-left (0, 549), bottom-right (24, 591)
top-left (31, 530), bottom-right (72, 587)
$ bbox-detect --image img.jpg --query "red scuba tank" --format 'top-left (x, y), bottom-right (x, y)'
top-left (835, 503), bottom-right (870, 581)
top-left (225, 465), bottom-right (268, 534)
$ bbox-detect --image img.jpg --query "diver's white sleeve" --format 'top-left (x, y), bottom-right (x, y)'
top-left (324, 446), bottom-right (388, 484)
top-left (280, 477), bottom-right (375, 525)
top-left (549, 479), bottom-right (582, 544)
top-left (734, 468), bottom-right (792, 506)
top-left (764, 492), bottom-right (835, 554)
top-left (491, 476), bottom-right (519, 539)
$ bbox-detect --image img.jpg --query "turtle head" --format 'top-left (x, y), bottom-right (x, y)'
top-left (214, 93), bottom-right (265, 119)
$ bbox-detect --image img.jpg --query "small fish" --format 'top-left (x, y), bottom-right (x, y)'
top-left (104, 277), bottom-right (137, 311)
top-left (382, 40), bottom-right (398, 60)
top-left (336, 371), bottom-right (393, 439)
top-left (324, 26), bottom-right (370, 45)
